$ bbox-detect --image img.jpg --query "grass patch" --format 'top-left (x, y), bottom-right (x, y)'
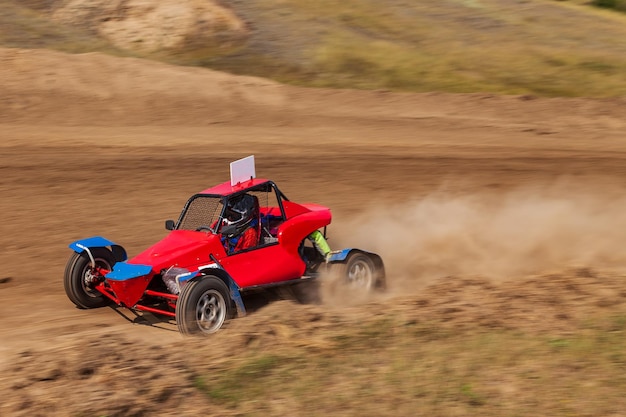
top-left (190, 314), bottom-right (626, 416)
top-left (213, 0), bottom-right (626, 97)
top-left (205, 355), bottom-right (280, 404)
top-left (592, 0), bottom-right (626, 13)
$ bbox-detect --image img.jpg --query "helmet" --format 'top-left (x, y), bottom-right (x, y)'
top-left (223, 194), bottom-right (257, 235)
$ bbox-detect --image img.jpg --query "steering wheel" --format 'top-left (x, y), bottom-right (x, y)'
top-left (195, 225), bottom-right (212, 232)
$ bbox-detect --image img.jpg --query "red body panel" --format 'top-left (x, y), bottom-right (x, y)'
top-left (130, 230), bottom-right (226, 271)
top-left (278, 203), bottom-right (332, 253)
top-left (221, 244), bottom-right (306, 287)
top-left (106, 276), bottom-right (151, 307)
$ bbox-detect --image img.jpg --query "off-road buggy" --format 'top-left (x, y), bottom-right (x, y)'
top-left (64, 156), bottom-right (385, 335)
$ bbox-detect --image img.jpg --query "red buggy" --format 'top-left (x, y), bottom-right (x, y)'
top-left (64, 157), bottom-right (385, 335)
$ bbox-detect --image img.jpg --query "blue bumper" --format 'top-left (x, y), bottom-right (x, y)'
top-left (105, 262), bottom-right (153, 281)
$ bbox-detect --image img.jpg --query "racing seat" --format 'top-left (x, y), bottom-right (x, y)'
top-left (259, 207), bottom-right (281, 244)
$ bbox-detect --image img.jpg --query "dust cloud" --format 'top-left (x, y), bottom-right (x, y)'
top-left (336, 181), bottom-right (626, 292)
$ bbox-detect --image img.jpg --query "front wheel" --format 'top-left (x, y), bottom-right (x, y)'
top-left (176, 276), bottom-right (234, 336)
top-left (64, 248), bottom-right (115, 309)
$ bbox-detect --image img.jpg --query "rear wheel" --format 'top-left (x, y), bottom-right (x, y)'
top-left (332, 252), bottom-right (383, 292)
top-left (176, 276), bottom-right (234, 336)
top-left (64, 248), bottom-right (115, 309)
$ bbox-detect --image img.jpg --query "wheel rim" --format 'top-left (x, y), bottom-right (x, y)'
top-left (195, 289), bottom-right (226, 333)
top-left (81, 258), bottom-right (111, 298)
top-left (347, 258), bottom-right (374, 290)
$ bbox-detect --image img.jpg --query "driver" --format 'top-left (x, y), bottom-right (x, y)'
top-left (222, 194), bottom-right (258, 253)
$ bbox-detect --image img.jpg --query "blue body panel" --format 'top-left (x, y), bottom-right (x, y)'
top-left (229, 278), bottom-right (247, 317)
top-left (69, 236), bottom-right (116, 252)
top-left (327, 248), bottom-right (353, 263)
top-left (177, 270), bottom-right (199, 283)
top-left (69, 236), bottom-right (128, 261)
top-left (105, 262), bottom-right (153, 281)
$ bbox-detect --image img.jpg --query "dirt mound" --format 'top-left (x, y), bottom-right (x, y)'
top-left (2, 47), bottom-right (626, 129)
top-left (396, 268), bottom-right (626, 334)
top-left (225, 268), bottom-right (626, 344)
top-left (0, 333), bottom-right (227, 417)
top-left (2, 267), bottom-right (625, 416)
top-left (49, 0), bottom-right (247, 54)
top-left (0, 47), bottom-right (284, 126)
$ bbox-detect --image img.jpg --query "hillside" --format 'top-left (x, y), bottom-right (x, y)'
top-left (3, 0), bottom-right (626, 96)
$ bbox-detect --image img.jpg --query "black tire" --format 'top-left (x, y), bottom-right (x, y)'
top-left (333, 252), bottom-right (380, 291)
top-left (176, 276), bottom-right (234, 336)
top-left (64, 248), bottom-right (115, 309)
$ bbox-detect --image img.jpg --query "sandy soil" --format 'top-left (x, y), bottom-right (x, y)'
top-left (49, 0), bottom-right (247, 53)
top-left (1, 47), bottom-right (626, 415)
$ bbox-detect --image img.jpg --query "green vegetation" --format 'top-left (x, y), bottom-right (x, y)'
top-left (205, 0), bottom-right (626, 97)
top-left (190, 314), bottom-right (626, 416)
top-left (5, 0), bottom-right (626, 97)
top-left (592, 0), bottom-right (626, 12)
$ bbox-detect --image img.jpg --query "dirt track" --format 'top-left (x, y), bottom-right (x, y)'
top-left (1, 48), bottom-right (626, 415)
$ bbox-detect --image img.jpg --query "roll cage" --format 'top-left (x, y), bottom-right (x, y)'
top-left (173, 180), bottom-right (290, 236)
